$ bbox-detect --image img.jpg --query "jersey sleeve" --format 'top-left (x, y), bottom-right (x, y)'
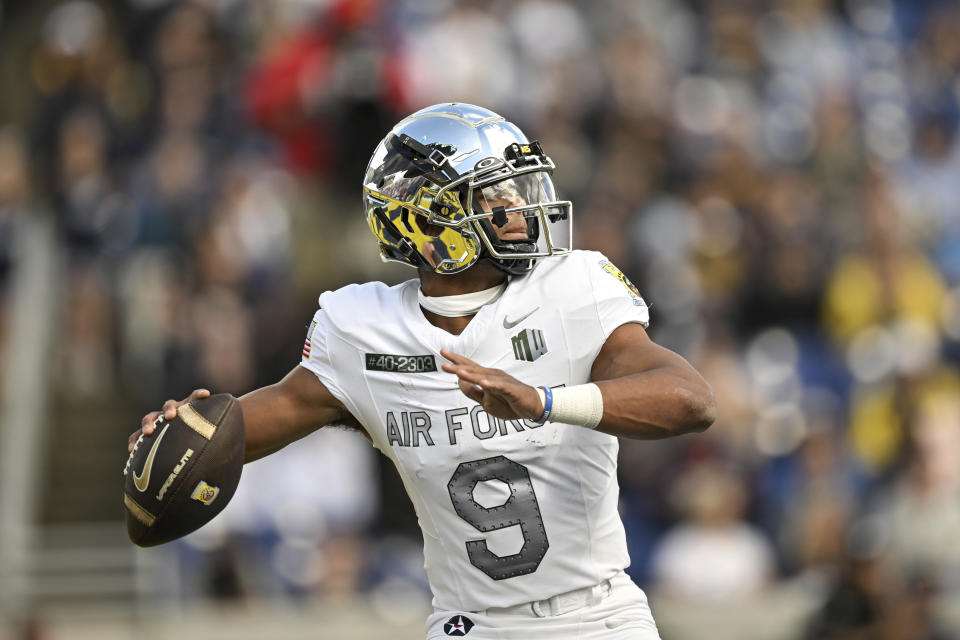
top-left (298, 307), bottom-right (354, 412)
top-left (585, 251), bottom-right (650, 337)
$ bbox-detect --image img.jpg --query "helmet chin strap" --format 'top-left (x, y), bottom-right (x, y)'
top-left (418, 282), bottom-right (507, 317)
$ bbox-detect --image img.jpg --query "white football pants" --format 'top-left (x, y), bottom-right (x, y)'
top-left (425, 571), bottom-right (662, 639)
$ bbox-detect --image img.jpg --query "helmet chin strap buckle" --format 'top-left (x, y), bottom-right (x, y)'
top-left (491, 206), bottom-right (508, 227)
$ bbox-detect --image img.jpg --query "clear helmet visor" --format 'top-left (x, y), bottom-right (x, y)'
top-left (470, 172), bottom-right (571, 257)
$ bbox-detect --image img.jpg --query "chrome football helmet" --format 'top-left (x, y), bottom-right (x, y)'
top-left (363, 103), bottom-right (572, 276)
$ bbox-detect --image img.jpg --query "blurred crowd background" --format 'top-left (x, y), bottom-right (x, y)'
top-left (2, 0), bottom-right (960, 638)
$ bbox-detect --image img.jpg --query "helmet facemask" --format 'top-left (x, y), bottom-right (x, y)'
top-left (467, 169), bottom-right (571, 276)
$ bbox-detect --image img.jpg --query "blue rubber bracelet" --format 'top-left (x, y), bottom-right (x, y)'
top-left (534, 385), bottom-right (553, 425)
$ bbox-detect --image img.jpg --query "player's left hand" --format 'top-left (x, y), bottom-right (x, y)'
top-left (441, 350), bottom-right (543, 421)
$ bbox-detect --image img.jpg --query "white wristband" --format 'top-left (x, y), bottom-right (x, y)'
top-left (546, 383), bottom-right (604, 429)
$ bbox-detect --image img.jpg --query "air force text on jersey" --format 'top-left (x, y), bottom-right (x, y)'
top-left (385, 405), bottom-right (548, 448)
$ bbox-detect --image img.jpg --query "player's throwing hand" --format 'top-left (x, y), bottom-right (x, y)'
top-left (127, 388), bottom-right (211, 452)
top-left (441, 350), bottom-right (543, 421)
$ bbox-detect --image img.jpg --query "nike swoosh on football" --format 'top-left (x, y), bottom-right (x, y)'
top-left (503, 307), bottom-right (540, 329)
top-left (134, 424), bottom-right (170, 493)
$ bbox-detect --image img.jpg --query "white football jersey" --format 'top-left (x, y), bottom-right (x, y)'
top-left (300, 250), bottom-right (649, 611)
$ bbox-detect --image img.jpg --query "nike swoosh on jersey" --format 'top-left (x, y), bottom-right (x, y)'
top-left (503, 307), bottom-right (540, 329)
top-left (134, 424), bottom-right (170, 493)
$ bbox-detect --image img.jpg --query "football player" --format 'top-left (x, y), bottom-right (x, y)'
top-left (130, 103), bottom-right (715, 638)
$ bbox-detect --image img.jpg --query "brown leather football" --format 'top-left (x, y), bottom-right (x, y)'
top-left (122, 393), bottom-right (244, 547)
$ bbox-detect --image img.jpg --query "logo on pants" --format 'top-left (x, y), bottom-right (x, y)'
top-left (443, 614), bottom-right (475, 636)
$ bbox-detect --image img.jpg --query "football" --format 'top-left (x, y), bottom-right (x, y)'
top-left (122, 393), bottom-right (245, 547)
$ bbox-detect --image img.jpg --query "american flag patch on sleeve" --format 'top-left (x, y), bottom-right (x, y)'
top-left (302, 318), bottom-right (318, 360)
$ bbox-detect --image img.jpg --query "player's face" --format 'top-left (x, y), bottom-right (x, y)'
top-left (473, 186), bottom-right (529, 242)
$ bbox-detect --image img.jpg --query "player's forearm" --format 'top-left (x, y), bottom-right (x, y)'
top-left (239, 367), bottom-right (346, 462)
top-left (593, 368), bottom-right (715, 439)
top-left (238, 385), bottom-right (315, 462)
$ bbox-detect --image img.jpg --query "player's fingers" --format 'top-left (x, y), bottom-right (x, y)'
top-left (444, 365), bottom-right (493, 385)
top-left (467, 370), bottom-right (520, 396)
top-left (458, 378), bottom-right (484, 403)
top-left (447, 366), bottom-right (489, 387)
top-left (189, 388), bottom-right (211, 402)
top-left (442, 359), bottom-right (507, 384)
top-left (140, 411), bottom-right (160, 432)
top-left (477, 372), bottom-right (514, 392)
top-left (440, 349), bottom-right (481, 368)
top-left (127, 430), bottom-right (142, 452)
top-left (441, 362), bottom-right (479, 378)
top-left (161, 399), bottom-right (180, 420)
